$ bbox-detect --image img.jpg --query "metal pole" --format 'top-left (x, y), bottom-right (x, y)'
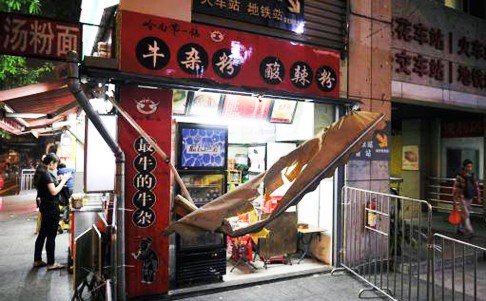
top-left (66, 51), bottom-right (126, 301)
top-left (333, 105), bottom-right (345, 267)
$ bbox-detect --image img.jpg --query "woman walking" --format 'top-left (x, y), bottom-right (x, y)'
top-left (453, 159), bottom-right (481, 236)
top-left (33, 153), bottom-right (71, 270)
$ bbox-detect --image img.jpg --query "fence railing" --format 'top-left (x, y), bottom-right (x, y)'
top-left (335, 186), bottom-right (433, 301)
top-left (432, 233), bottom-right (486, 301)
top-left (426, 177), bottom-right (484, 215)
top-left (335, 186), bottom-right (486, 301)
top-left (19, 169), bottom-right (36, 192)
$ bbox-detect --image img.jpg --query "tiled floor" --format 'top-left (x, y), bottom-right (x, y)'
top-left (225, 256), bottom-right (328, 282)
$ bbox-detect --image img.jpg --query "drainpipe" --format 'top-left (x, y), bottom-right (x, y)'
top-left (66, 51), bottom-right (126, 301)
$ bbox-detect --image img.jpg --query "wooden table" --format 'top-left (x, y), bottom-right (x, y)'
top-left (297, 226), bottom-right (327, 263)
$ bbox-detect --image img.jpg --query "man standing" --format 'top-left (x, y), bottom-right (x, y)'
top-left (453, 159), bottom-right (482, 236)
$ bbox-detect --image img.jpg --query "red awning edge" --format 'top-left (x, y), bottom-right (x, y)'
top-left (0, 119), bottom-right (22, 135)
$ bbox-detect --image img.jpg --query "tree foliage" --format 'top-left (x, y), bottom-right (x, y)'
top-left (0, 0), bottom-right (41, 14)
top-left (0, 0), bottom-right (52, 90)
top-left (0, 56), bottom-right (52, 90)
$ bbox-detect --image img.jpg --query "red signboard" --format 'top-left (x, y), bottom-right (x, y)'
top-left (119, 10), bottom-right (340, 99)
top-left (221, 95), bottom-right (271, 119)
top-left (0, 12), bottom-right (82, 60)
top-left (118, 86), bottom-right (172, 297)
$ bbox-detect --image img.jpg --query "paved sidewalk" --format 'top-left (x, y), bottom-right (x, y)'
top-left (0, 192), bottom-right (72, 301)
top-left (171, 272), bottom-right (380, 301)
top-left (0, 193), bottom-right (378, 301)
top-left (2, 192), bottom-right (485, 301)
top-left (429, 211), bottom-right (486, 247)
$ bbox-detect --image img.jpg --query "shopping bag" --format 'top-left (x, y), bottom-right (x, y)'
top-left (448, 207), bottom-right (461, 225)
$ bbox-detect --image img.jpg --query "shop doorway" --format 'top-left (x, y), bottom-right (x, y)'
top-left (445, 148), bottom-right (480, 178)
top-left (391, 101), bottom-right (484, 216)
top-left (170, 89), bottom-right (336, 288)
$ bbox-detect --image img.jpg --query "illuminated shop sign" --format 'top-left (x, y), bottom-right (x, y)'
top-left (119, 10), bottom-right (340, 99)
top-left (193, 0), bottom-right (305, 33)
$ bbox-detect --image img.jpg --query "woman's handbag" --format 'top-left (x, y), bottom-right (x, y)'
top-left (448, 206), bottom-right (462, 225)
top-left (58, 186), bottom-right (70, 206)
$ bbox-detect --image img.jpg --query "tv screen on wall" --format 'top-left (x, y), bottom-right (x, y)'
top-left (177, 123), bottom-right (228, 170)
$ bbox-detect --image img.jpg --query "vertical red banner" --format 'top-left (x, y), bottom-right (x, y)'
top-left (118, 85), bottom-right (172, 297)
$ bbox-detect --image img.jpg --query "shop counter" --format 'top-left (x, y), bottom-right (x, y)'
top-left (69, 203), bottom-right (104, 272)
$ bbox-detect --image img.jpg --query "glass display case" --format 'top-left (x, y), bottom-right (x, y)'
top-left (175, 123), bottom-right (228, 287)
top-left (180, 173), bottom-right (225, 207)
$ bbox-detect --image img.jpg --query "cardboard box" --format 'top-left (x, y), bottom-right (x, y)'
top-left (309, 232), bottom-right (332, 264)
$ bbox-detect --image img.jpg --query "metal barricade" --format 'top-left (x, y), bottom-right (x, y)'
top-left (19, 169), bottom-right (36, 191)
top-left (432, 233), bottom-right (486, 301)
top-left (426, 177), bottom-right (484, 216)
top-left (334, 186), bottom-right (433, 300)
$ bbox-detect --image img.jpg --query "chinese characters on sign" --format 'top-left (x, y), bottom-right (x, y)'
top-left (441, 119), bottom-right (484, 138)
top-left (193, 0), bottom-right (304, 33)
top-left (260, 56), bottom-right (285, 85)
top-left (290, 61), bottom-right (312, 89)
top-left (316, 66), bottom-right (337, 92)
top-left (132, 137), bottom-right (158, 228)
top-left (212, 48), bottom-right (241, 79)
top-left (456, 65), bottom-right (486, 89)
top-left (177, 43), bottom-right (209, 75)
top-left (0, 12), bottom-right (81, 60)
top-left (119, 86), bottom-right (172, 296)
top-left (353, 140), bottom-right (375, 160)
top-left (143, 19), bottom-right (200, 38)
top-left (394, 50), bottom-right (445, 81)
top-left (136, 37), bottom-right (170, 70)
top-left (353, 122), bottom-right (390, 161)
top-left (392, 16), bottom-right (486, 92)
top-left (456, 36), bottom-right (486, 60)
top-left (120, 11), bottom-right (340, 99)
top-left (393, 18), bottom-right (444, 50)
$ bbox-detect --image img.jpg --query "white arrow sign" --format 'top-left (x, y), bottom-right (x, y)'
top-left (288, 0), bottom-right (301, 14)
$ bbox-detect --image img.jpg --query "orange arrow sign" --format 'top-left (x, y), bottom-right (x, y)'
top-left (376, 133), bottom-right (388, 148)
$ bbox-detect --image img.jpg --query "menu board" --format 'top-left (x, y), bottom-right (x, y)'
top-left (172, 90), bottom-right (191, 115)
top-left (269, 99), bottom-right (297, 123)
top-left (187, 92), bottom-right (223, 117)
top-left (221, 95), bottom-right (272, 120)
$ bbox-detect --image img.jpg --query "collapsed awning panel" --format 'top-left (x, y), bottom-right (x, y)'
top-left (163, 111), bottom-right (387, 240)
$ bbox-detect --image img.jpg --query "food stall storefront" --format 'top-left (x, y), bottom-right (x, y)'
top-left (67, 7), bottom-right (384, 300)
top-left (114, 9), bottom-right (344, 298)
